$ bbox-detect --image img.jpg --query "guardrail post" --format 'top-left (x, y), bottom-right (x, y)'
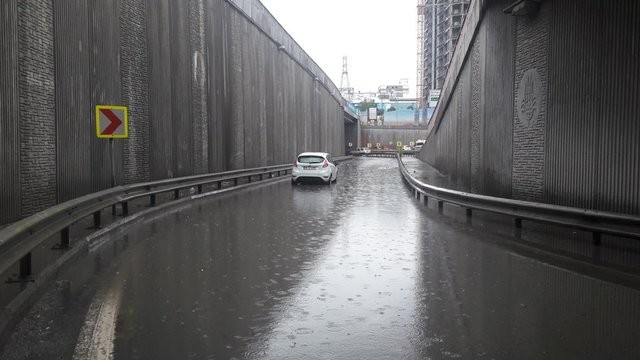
top-left (234, 178), bottom-right (238, 186)
top-left (515, 218), bottom-right (522, 228)
top-left (438, 201), bottom-right (444, 213)
top-left (466, 208), bottom-right (472, 217)
top-left (20, 253), bottom-right (32, 279)
top-left (93, 211), bottom-right (101, 229)
top-left (593, 232), bottom-right (602, 246)
top-left (248, 176), bottom-right (252, 183)
top-left (60, 227), bottom-right (70, 249)
top-left (197, 185), bottom-right (203, 194)
top-left (424, 196), bottom-right (428, 206)
top-left (150, 193), bottom-right (156, 207)
top-left (174, 189), bottom-right (180, 199)
top-left (217, 181), bottom-right (222, 189)
top-left (121, 202), bottom-right (129, 216)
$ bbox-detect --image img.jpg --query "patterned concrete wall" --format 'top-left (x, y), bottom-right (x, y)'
top-left (19, 0), bottom-right (57, 214)
top-left (544, 0), bottom-right (640, 214)
top-left (423, 0), bottom-right (515, 198)
top-left (0, 1), bottom-right (21, 221)
top-left (512, 4), bottom-right (549, 202)
top-left (0, 0), bottom-right (346, 225)
top-left (420, 0), bottom-right (640, 215)
top-left (121, 0), bottom-right (150, 184)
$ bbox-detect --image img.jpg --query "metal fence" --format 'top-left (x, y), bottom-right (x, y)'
top-left (0, 156), bottom-right (351, 343)
top-left (0, 164), bottom-right (290, 341)
top-left (397, 155), bottom-right (640, 243)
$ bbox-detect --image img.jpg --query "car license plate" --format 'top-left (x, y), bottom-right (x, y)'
top-left (303, 166), bottom-right (314, 170)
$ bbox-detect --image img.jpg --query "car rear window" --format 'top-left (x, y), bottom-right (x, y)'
top-left (297, 155), bottom-right (324, 164)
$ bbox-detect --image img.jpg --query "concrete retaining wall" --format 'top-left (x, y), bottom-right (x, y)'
top-left (420, 0), bottom-right (640, 215)
top-left (0, 0), bottom-right (346, 225)
top-left (360, 127), bottom-right (428, 149)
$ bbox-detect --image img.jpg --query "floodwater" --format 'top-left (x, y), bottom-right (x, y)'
top-left (2, 158), bottom-right (640, 359)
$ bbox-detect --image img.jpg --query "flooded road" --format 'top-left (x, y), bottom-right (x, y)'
top-left (3, 158), bottom-right (640, 359)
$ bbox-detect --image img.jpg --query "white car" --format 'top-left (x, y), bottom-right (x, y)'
top-left (292, 152), bottom-right (337, 185)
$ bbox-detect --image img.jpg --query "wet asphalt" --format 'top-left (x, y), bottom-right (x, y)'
top-left (2, 157), bottom-right (640, 359)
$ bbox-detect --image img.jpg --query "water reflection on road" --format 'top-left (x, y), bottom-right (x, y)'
top-left (2, 158), bottom-right (639, 360)
top-left (258, 160), bottom-right (423, 359)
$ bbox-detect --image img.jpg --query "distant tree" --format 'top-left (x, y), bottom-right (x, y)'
top-left (387, 106), bottom-right (396, 112)
top-left (358, 100), bottom-right (376, 112)
top-left (407, 105), bottom-right (415, 110)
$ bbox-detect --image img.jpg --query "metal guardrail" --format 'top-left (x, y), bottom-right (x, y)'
top-left (0, 155), bottom-right (353, 281)
top-left (0, 164), bottom-right (293, 281)
top-left (397, 155), bottom-right (640, 243)
top-left (351, 150), bottom-right (417, 158)
top-left (0, 155), bottom-right (352, 344)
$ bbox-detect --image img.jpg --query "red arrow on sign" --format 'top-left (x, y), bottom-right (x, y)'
top-left (100, 109), bottom-right (123, 135)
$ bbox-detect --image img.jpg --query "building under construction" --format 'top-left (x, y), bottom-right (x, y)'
top-left (417, 0), bottom-right (470, 107)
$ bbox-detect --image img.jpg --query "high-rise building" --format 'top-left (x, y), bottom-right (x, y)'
top-left (418, 0), bottom-right (470, 107)
top-left (416, 0), bottom-right (426, 108)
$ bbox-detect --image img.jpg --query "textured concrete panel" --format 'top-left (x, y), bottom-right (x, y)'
top-left (228, 11), bottom-right (245, 169)
top-left (455, 66), bottom-right (471, 191)
top-left (205, 0), bottom-right (228, 173)
top-left (0, 0), bottom-right (20, 223)
top-left (147, 0), bottom-right (175, 179)
top-left (121, 0), bottom-right (150, 183)
top-left (545, 0), bottom-right (640, 214)
top-left (190, 0), bottom-right (208, 174)
top-left (242, 18), bottom-right (262, 169)
top-left (20, 0), bottom-right (56, 214)
top-left (470, 41), bottom-right (482, 194)
top-left (512, 3), bottom-right (549, 202)
top-left (481, 5), bottom-right (514, 198)
top-left (170, 0), bottom-right (194, 177)
top-left (53, 0), bottom-right (91, 202)
top-left (89, 0), bottom-right (123, 190)
top-left (264, 30), bottom-right (276, 164)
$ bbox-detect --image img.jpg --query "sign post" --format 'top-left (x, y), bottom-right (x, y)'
top-left (428, 89), bottom-right (441, 108)
top-left (368, 107), bottom-right (377, 124)
top-left (110, 139), bottom-right (115, 187)
top-left (96, 105), bottom-right (128, 193)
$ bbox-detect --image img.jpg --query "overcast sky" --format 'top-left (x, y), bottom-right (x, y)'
top-left (259, 0), bottom-right (418, 96)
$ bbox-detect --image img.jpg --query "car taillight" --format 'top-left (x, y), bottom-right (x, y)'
top-left (323, 160), bottom-right (328, 168)
top-left (293, 160), bottom-right (298, 167)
